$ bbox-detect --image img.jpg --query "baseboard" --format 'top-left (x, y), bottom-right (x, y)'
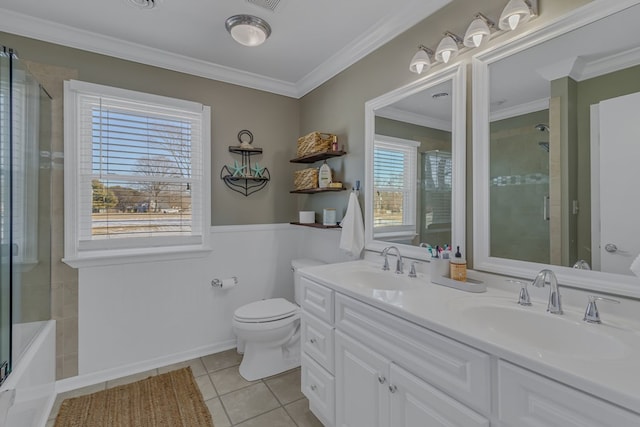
top-left (55, 339), bottom-right (237, 394)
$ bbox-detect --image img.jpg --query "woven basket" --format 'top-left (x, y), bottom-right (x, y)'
top-left (297, 132), bottom-right (335, 157)
top-left (294, 168), bottom-right (318, 190)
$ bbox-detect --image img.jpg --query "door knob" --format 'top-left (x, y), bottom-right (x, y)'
top-left (604, 243), bottom-right (618, 253)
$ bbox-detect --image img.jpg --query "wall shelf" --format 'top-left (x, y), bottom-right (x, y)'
top-left (290, 187), bottom-right (346, 194)
top-left (290, 222), bottom-right (341, 229)
top-left (290, 150), bottom-right (346, 164)
top-left (221, 131), bottom-right (269, 197)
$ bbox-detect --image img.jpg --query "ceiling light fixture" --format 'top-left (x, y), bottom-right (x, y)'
top-left (127, 0), bottom-right (159, 9)
top-left (498, 0), bottom-right (538, 31)
top-left (464, 13), bottom-right (495, 48)
top-left (225, 15), bottom-right (272, 47)
top-left (409, 45), bottom-right (434, 74)
top-left (435, 31), bottom-right (463, 64)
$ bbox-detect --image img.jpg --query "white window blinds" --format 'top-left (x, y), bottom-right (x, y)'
top-left (64, 80), bottom-right (211, 262)
top-left (373, 135), bottom-right (419, 238)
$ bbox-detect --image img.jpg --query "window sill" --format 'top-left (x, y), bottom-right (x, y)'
top-left (62, 246), bottom-right (212, 268)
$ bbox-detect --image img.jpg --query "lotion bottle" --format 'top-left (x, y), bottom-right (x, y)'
top-left (318, 161), bottom-right (332, 188)
top-left (450, 246), bottom-right (467, 282)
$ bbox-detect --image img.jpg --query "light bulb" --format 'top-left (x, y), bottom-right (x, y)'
top-left (441, 50), bottom-right (451, 63)
top-left (415, 63), bottom-right (424, 74)
top-left (472, 34), bottom-right (483, 47)
top-left (508, 14), bottom-right (521, 30)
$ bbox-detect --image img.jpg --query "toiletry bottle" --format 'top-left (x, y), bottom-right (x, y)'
top-left (331, 135), bottom-right (339, 151)
top-left (318, 161), bottom-right (332, 188)
top-left (431, 245), bottom-right (450, 278)
top-left (450, 246), bottom-right (467, 282)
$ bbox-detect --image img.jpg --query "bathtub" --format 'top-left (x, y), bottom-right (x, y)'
top-left (1, 320), bottom-right (56, 427)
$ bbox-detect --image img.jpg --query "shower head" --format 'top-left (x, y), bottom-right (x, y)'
top-left (535, 123), bottom-right (549, 132)
top-left (538, 141), bottom-right (549, 152)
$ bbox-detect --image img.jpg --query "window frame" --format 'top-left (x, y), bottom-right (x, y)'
top-left (372, 134), bottom-right (419, 241)
top-left (63, 80), bottom-right (211, 268)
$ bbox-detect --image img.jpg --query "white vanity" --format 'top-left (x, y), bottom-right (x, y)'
top-left (298, 260), bottom-right (640, 427)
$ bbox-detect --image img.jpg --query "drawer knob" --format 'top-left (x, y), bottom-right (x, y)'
top-left (388, 385), bottom-right (397, 393)
top-left (378, 375), bottom-right (386, 384)
top-left (310, 384), bottom-right (317, 391)
top-left (310, 338), bottom-right (317, 344)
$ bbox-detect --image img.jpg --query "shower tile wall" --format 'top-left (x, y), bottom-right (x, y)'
top-left (24, 60), bottom-right (79, 379)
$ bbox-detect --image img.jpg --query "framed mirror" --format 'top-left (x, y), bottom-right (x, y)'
top-left (473, 0), bottom-right (640, 297)
top-left (365, 64), bottom-right (466, 261)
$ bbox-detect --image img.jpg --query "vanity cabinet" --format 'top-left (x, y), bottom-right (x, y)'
top-left (498, 361), bottom-right (640, 427)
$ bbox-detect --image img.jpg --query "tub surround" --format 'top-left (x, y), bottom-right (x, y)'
top-left (299, 259), bottom-right (640, 426)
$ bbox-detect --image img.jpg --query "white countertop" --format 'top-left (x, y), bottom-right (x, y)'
top-left (299, 260), bottom-right (640, 414)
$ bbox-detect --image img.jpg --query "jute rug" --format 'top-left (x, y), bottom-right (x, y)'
top-left (54, 367), bottom-right (214, 427)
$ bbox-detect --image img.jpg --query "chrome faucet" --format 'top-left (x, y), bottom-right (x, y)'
top-left (531, 269), bottom-right (563, 314)
top-left (583, 295), bottom-right (620, 324)
top-left (572, 259), bottom-right (591, 270)
top-left (381, 246), bottom-right (404, 274)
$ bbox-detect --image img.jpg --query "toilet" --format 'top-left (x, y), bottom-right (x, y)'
top-left (233, 258), bottom-right (325, 381)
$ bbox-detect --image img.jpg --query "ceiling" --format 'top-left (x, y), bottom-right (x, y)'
top-left (0, 0), bottom-right (451, 98)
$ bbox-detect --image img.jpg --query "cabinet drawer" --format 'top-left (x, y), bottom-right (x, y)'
top-left (302, 352), bottom-right (335, 426)
top-left (301, 311), bottom-right (334, 374)
top-left (498, 361), bottom-right (640, 427)
top-left (299, 277), bottom-right (334, 324)
top-left (335, 293), bottom-right (491, 414)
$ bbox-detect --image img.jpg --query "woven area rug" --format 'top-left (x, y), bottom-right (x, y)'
top-left (54, 367), bottom-right (214, 427)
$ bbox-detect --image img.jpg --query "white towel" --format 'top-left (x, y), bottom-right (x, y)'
top-left (631, 253), bottom-right (640, 278)
top-left (340, 192), bottom-right (365, 257)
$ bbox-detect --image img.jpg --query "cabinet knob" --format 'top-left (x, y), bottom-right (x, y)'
top-left (377, 375), bottom-right (386, 384)
top-left (310, 338), bottom-right (317, 344)
top-left (388, 385), bottom-right (397, 393)
top-left (310, 384), bottom-right (317, 391)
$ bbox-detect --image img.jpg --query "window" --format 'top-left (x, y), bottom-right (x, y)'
top-left (63, 80), bottom-right (211, 266)
top-left (373, 135), bottom-right (419, 241)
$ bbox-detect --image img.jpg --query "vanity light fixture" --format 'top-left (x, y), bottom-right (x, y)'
top-left (409, 45), bottom-right (434, 74)
top-left (435, 31), bottom-right (463, 64)
top-left (225, 14), bottom-right (272, 47)
top-left (464, 13), bottom-right (496, 48)
top-left (498, 0), bottom-right (538, 31)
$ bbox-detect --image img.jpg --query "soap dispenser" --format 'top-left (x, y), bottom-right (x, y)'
top-left (450, 246), bottom-right (467, 281)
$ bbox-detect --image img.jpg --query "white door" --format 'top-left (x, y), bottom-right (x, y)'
top-left (335, 330), bottom-right (389, 427)
top-left (389, 363), bottom-right (489, 427)
top-left (593, 91), bottom-right (640, 274)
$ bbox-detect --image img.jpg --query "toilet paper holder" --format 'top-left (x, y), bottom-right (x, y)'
top-left (211, 276), bottom-right (238, 288)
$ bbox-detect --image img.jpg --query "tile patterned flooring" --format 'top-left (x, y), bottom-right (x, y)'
top-left (46, 349), bottom-right (324, 427)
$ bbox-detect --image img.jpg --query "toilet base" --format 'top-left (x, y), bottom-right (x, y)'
top-left (238, 341), bottom-right (300, 381)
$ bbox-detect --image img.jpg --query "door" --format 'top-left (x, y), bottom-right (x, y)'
top-left (389, 363), bottom-right (489, 427)
top-left (593, 91), bottom-right (640, 274)
top-left (335, 330), bottom-right (389, 427)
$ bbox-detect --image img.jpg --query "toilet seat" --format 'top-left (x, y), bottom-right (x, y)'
top-left (234, 298), bottom-right (298, 323)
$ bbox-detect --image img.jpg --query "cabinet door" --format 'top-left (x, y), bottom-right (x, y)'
top-left (389, 363), bottom-right (489, 427)
top-left (335, 330), bottom-right (389, 427)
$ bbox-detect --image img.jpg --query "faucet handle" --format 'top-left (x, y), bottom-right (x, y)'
top-left (381, 252), bottom-right (390, 271)
top-left (508, 279), bottom-right (531, 306)
top-left (584, 295), bottom-right (620, 324)
top-left (408, 262), bottom-right (418, 278)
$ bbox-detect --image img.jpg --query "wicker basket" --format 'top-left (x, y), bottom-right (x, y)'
top-left (294, 168), bottom-right (318, 190)
top-left (297, 132), bottom-right (335, 157)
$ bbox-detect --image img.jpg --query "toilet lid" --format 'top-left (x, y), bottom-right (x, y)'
top-left (234, 298), bottom-right (298, 322)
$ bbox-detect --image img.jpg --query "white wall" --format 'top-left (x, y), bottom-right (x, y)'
top-left (76, 224), bottom-right (355, 381)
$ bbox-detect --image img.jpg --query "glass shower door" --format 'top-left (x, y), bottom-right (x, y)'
top-left (0, 48), bottom-right (12, 382)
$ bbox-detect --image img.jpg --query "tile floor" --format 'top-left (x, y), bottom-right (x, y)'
top-left (46, 349), bottom-right (324, 427)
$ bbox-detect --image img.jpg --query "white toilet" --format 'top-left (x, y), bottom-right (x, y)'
top-left (233, 258), bottom-right (325, 381)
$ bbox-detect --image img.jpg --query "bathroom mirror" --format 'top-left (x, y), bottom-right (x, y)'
top-left (473, 0), bottom-right (640, 297)
top-left (365, 64), bottom-right (466, 260)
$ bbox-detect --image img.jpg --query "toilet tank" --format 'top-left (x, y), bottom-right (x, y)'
top-left (291, 259), bottom-right (325, 305)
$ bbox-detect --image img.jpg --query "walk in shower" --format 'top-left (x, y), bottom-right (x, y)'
top-left (0, 46), bottom-right (54, 426)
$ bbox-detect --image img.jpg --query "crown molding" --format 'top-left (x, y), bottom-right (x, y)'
top-left (574, 45), bottom-right (640, 81)
top-left (376, 106), bottom-right (452, 132)
top-left (490, 97), bottom-right (549, 122)
top-left (0, 0), bottom-right (451, 99)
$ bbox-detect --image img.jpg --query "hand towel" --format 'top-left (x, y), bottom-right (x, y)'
top-left (340, 192), bottom-right (365, 257)
top-left (631, 253), bottom-right (640, 278)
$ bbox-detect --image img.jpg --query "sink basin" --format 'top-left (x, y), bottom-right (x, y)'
top-left (344, 270), bottom-right (423, 291)
top-left (455, 300), bottom-right (627, 360)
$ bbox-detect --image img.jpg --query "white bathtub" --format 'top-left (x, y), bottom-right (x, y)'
top-left (1, 320), bottom-right (56, 427)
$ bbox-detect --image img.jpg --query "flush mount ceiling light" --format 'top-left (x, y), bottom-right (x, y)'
top-left (464, 13), bottom-right (496, 48)
top-left (499, 0), bottom-right (538, 31)
top-left (435, 31), bottom-right (463, 64)
top-left (225, 15), bottom-right (272, 47)
top-left (127, 0), bottom-right (159, 9)
top-left (409, 45), bottom-right (434, 74)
